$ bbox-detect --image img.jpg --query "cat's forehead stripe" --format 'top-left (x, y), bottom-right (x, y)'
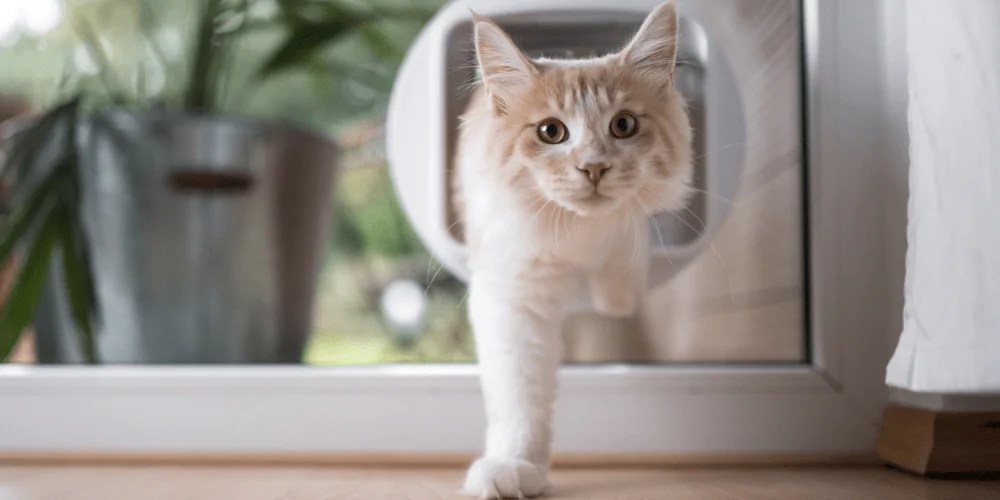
top-left (542, 68), bottom-right (625, 113)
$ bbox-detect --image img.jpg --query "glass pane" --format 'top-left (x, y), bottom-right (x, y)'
top-left (0, 0), bottom-right (805, 366)
top-left (559, 3), bottom-right (807, 364)
top-left (308, 143), bottom-right (474, 364)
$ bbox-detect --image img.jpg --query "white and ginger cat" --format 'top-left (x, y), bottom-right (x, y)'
top-left (455, 2), bottom-right (692, 498)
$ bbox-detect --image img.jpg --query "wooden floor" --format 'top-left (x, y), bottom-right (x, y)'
top-left (1, 465), bottom-right (998, 499)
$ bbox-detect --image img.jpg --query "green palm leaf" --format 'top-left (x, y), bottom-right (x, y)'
top-left (55, 201), bottom-right (99, 364)
top-left (0, 204), bottom-right (60, 361)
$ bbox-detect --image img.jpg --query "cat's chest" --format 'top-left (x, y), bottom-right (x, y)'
top-left (469, 200), bottom-right (625, 272)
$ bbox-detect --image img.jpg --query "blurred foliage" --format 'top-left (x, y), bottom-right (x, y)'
top-left (0, 98), bottom-right (98, 362)
top-left (333, 164), bottom-right (424, 259)
top-left (0, 0), bottom-right (442, 128)
top-left (317, 160), bottom-right (474, 364)
top-left (1, 0), bottom-right (471, 365)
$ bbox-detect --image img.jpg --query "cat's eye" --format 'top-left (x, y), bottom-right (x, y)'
top-left (610, 112), bottom-right (638, 138)
top-left (537, 118), bottom-right (568, 144)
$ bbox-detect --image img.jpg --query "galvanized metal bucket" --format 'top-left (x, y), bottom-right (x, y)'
top-left (32, 112), bottom-right (338, 363)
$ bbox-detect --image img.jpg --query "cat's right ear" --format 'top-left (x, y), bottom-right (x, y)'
top-left (620, 1), bottom-right (679, 94)
top-left (473, 13), bottom-right (536, 114)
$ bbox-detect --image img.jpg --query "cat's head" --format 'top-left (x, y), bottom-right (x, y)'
top-left (473, 1), bottom-right (692, 217)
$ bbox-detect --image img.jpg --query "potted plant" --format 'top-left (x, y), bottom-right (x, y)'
top-left (0, 0), bottom-right (437, 363)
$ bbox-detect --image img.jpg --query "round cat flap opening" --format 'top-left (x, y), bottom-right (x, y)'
top-left (387, 0), bottom-right (747, 294)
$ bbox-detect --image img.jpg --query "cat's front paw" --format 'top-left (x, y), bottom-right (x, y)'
top-left (462, 456), bottom-right (548, 499)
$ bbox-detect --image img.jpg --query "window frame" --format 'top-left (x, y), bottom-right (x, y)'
top-left (0, 0), bottom-right (899, 461)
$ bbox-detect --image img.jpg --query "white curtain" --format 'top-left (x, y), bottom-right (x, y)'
top-left (886, 0), bottom-right (1000, 393)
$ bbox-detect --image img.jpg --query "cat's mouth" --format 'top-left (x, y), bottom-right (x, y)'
top-left (579, 193), bottom-right (610, 203)
top-left (568, 192), bottom-right (619, 216)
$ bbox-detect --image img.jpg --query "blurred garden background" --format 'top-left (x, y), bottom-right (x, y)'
top-left (0, 0), bottom-right (475, 364)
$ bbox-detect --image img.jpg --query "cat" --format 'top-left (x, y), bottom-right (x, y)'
top-left (454, 2), bottom-right (692, 497)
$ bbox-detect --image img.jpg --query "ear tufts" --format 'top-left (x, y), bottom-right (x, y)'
top-left (473, 14), bottom-right (536, 114)
top-left (620, 1), bottom-right (679, 93)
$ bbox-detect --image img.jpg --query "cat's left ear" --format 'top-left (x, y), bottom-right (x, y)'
top-left (620, 1), bottom-right (679, 93)
top-left (473, 13), bottom-right (537, 114)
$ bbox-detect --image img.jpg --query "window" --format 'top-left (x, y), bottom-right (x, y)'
top-left (0, 0), bottom-right (894, 461)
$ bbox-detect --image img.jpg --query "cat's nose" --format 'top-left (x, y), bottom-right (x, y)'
top-left (577, 163), bottom-right (612, 186)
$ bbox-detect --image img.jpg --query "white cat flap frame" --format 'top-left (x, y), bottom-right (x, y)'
top-left (387, 0), bottom-right (747, 293)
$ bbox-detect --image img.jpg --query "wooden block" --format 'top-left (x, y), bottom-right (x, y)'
top-left (876, 404), bottom-right (1000, 476)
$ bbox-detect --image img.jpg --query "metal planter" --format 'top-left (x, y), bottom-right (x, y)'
top-left (33, 112), bottom-right (338, 363)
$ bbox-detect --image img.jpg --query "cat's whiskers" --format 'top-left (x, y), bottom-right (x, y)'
top-left (638, 180), bottom-right (737, 293)
top-left (626, 210), bottom-right (641, 274)
top-left (528, 198), bottom-right (553, 228)
top-left (688, 139), bottom-right (751, 164)
top-left (562, 207), bottom-right (575, 246)
top-left (635, 184), bottom-right (664, 215)
top-left (685, 186), bottom-right (775, 236)
top-left (425, 260), bottom-right (447, 296)
top-left (425, 217), bottom-right (467, 285)
top-left (457, 79), bottom-right (483, 98)
top-left (552, 205), bottom-right (563, 253)
top-left (675, 207), bottom-right (735, 302)
top-left (516, 192), bottom-right (546, 211)
top-left (634, 194), bottom-right (674, 269)
top-left (456, 288), bottom-right (470, 309)
top-left (509, 197), bottom-right (554, 263)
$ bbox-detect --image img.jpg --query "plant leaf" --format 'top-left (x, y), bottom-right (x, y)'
top-left (185, 0), bottom-right (225, 111)
top-left (258, 17), bottom-right (369, 77)
top-left (330, 205), bottom-right (366, 257)
top-left (0, 167), bottom-right (66, 272)
top-left (1, 98), bottom-right (79, 189)
top-left (55, 202), bottom-right (99, 364)
top-left (279, 0), bottom-right (366, 26)
top-left (138, 0), bottom-right (171, 68)
top-left (211, 0), bottom-right (255, 112)
top-left (368, 3), bottom-right (441, 19)
top-left (357, 22), bottom-right (403, 62)
top-left (326, 59), bottom-right (393, 93)
top-left (259, 0), bottom-right (439, 81)
top-left (73, 17), bottom-right (131, 102)
top-left (0, 204), bottom-right (60, 361)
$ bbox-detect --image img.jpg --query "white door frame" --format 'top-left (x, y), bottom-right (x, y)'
top-left (0, 0), bottom-right (902, 460)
